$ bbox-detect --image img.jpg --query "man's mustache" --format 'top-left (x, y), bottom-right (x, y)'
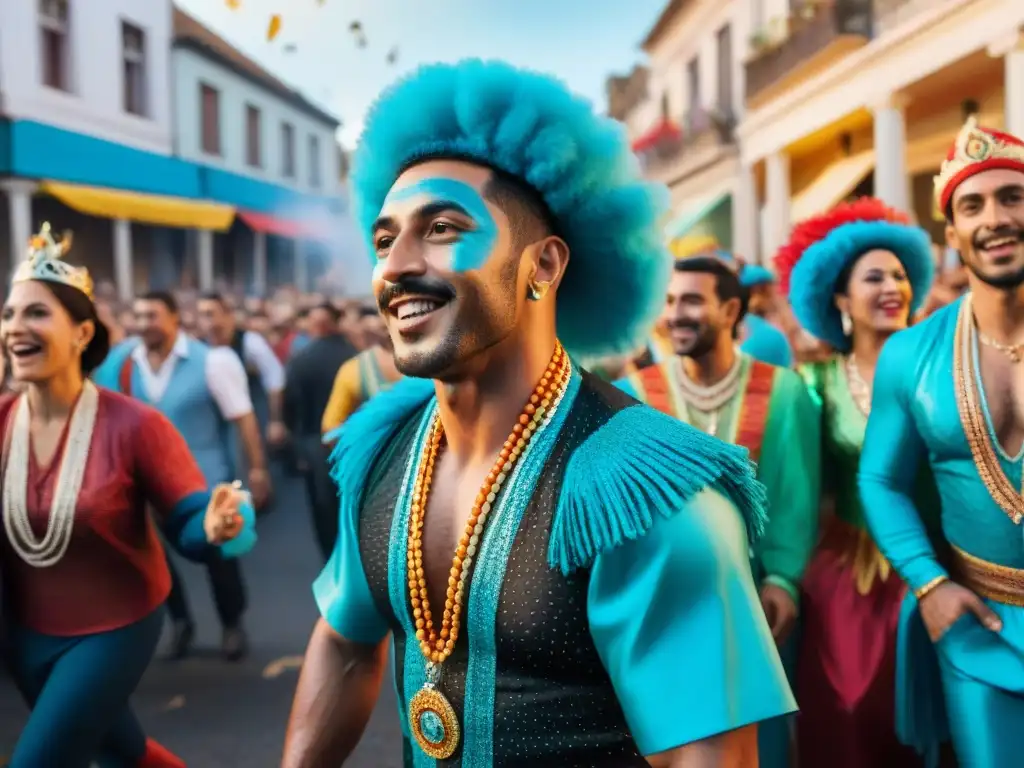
top-left (973, 226), bottom-right (1024, 249)
top-left (667, 318), bottom-right (700, 332)
top-left (377, 275), bottom-right (457, 312)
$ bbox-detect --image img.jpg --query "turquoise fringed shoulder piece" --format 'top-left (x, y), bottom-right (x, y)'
top-left (326, 376), bottom-right (435, 488)
top-left (548, 403), bottom-right (768, 575)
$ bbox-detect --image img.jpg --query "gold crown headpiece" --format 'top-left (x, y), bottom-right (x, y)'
top-left (12, 223), bottom-right (93, 300)
top-left (933, 116), bottom-right (1024, 211)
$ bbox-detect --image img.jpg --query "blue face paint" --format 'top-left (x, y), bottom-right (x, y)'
top-left (380, 177), bottom-right (498, 272)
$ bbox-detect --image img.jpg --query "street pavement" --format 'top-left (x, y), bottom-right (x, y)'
top-left (0, 471), bottom-right (404, 767)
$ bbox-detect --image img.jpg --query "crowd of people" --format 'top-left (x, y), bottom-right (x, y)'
top-left (1, 56), bottom-right (1023, 768)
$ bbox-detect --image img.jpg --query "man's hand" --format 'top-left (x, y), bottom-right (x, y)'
top-left (918, 580), bottom-right (1002, 642)
top-left (248, 467), bottom-right (272, 509)
top-left (267, 419), bottom-right (288, 447)
top-left (760, 583), bottom-right (798, 645)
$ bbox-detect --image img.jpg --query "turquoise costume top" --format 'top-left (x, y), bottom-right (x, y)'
top-left (316, 372), bottom-right (796, 766)
top-left (858, 297), bottom-right (1024, 763)
top-left (321, 57), bottom-right (795, 766)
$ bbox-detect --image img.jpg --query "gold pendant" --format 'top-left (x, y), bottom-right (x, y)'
top-left (409, 673), bottom-right (460, 759)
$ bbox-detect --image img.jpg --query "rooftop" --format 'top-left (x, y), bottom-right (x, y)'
top-left (172, 7), bottom-right (340, 128)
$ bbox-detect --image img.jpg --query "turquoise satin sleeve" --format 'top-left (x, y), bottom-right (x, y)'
top-left (312, 510), bottom-right (390, 645)
top-left (858, 336), bottom-right (948, 593)
top-left (755, 369), bottom-right (820, 589)
top-left (587, 487), bottom-right (796, 755)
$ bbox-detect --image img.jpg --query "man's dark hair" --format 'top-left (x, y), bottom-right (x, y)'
top-left (482, 166), bottom-right (557, 249)
top-left (310, 301), bottom-right (341, 323)
top-left (198, 291), bottom-right (231, 309)
top-left (673, 256), bottom-right (748, 337)
top-left (296, 307), bottom-right (310, 319)
top-left (137, 290), bottom-right (178, 315)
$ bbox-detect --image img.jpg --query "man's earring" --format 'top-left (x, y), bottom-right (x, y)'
top-left (527, 280), bottom-right (551, 301)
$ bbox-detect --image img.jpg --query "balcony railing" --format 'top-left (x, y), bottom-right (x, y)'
top-left (745, 0), bottom-right (874, 101)
top-left (635, 107), bottom-right (735, 175)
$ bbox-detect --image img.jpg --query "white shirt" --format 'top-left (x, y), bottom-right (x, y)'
top-left (131, 331), bottom-right (254, 420)
top-left (240, 330), bottom-right (285, 393)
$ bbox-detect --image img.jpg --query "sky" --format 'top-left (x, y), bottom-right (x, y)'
top-left (174, 0), bottom-right (666, 148)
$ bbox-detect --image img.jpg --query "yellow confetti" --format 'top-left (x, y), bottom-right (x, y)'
top-left (225, 0), bottom-right (241, 9)
top-left (262, 655), bottom-right (304, 679)
top-left (267, 14), bottom-right (282, 42)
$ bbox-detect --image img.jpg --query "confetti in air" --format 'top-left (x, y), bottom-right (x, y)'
top-left (225, 0), bottom-right (241, 8)
top-left (349, 20), bottom-right (367, 48)
top-left (267, 13), bottom-right (282, 42)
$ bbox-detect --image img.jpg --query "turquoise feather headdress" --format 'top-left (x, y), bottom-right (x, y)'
top-left (350, 59), bottom-right (671, 360)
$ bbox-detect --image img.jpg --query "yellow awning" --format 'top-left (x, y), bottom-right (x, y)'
top-left (790, 150), bottom-right (875, 224)
top-left (39, 181), bottom-right (235, 231)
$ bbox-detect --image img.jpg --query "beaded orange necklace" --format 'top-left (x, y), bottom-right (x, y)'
top-left (954, 295), bottom-right (1024, 524)
top-left (406, 342), bottom-right (571, 759)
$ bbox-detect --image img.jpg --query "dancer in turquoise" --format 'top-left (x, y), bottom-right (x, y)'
top-left (859, 116), bottom-right (1024, 768)
top-left (282, 59), bottom-right (794, 767)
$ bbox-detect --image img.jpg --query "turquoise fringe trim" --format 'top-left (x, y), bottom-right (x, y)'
top-left (548, 403), bottom-right (768, 575)
top-left (895, 591), bottom-right (948, 767)
top-left (326, 377), bottom-right (435, 490)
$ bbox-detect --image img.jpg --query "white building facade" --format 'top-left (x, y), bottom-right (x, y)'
top-left (0, 0), bottom-right (235, 298)
top-left (618, 0), bottom-right (755, 259)
top-left (170, 8), bottom-right (346, 295)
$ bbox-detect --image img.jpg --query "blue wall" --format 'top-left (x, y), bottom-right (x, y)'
top-left (3, 119), bottom-right (203, 197)
top-left (0, 119), bottom-right (342, 217)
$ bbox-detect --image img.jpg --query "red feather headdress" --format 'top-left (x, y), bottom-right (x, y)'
top-left (774, 197), bottom-right (911, 297)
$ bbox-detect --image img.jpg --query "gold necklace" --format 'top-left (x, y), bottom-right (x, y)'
top-left (954, 295), bottom-right (1024, 524)
top-left (405, 344), bottom-right (572, 759)
top-left (978, 331), bottom-right (1024, 363)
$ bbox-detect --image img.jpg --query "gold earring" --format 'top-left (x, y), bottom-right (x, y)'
top-left (527, 280), bottom-right (551, 301)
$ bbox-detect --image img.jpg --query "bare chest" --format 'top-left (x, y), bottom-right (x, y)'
top-left (977, 347), bottom-right (1024, 456)
top-left (417, 457), bottom-right (495, 607)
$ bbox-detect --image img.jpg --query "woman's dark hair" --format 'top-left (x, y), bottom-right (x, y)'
top-left (42, 281), bottom-right (110, 375)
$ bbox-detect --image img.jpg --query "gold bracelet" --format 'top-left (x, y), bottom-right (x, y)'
top-left (914, 575), bottom-right (949, 601)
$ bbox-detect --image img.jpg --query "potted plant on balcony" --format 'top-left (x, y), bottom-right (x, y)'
top-left (749, 29), bottom-right (771, 54)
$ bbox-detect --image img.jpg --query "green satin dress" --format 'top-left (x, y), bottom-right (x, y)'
top-left (796, 358), bottom-right (938, 768)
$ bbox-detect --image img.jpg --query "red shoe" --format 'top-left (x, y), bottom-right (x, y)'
top-left (138, 738), bottom-right (186, 768)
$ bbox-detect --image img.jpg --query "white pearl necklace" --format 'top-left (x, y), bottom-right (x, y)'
top-left (3, 381), bottom-right (99, 568)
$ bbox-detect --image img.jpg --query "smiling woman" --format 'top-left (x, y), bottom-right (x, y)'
top-left (0, 225), bottom-right (255, 768)
top-left (773, 199), bottom-right (939, 768)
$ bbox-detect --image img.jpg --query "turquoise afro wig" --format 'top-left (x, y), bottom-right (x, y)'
top-left (774, 197), bottom-right (935, 352)
top-left (350, 59), bottom-right (671, 360)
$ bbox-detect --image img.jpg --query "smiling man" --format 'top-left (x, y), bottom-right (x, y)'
top-left (281, 60), bottom-right (794, 768)
top-left (617, 255), bottom-right (819, 768)
top-left (859, 117), bottom-right (1024, 766)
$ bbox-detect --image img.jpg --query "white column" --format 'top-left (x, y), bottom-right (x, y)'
top-left (732, 164), bottom-right (759, 264)
top-left (3, 180), bottom-right (35, 281)
top-left (252, 231), bottom-right (267, 296)
top-left (197, 229), bottom-right (214, 291)
top-left (293, 240), bottom-right (308, 292)
top-left (112, 218), bottom-right (133, 302)
top-left (989, 32), bottom-right (1024, 137)
top-left (872, 93), bottom-right (910, 212)
top-left (762, 151), bottom-right (790, 260)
